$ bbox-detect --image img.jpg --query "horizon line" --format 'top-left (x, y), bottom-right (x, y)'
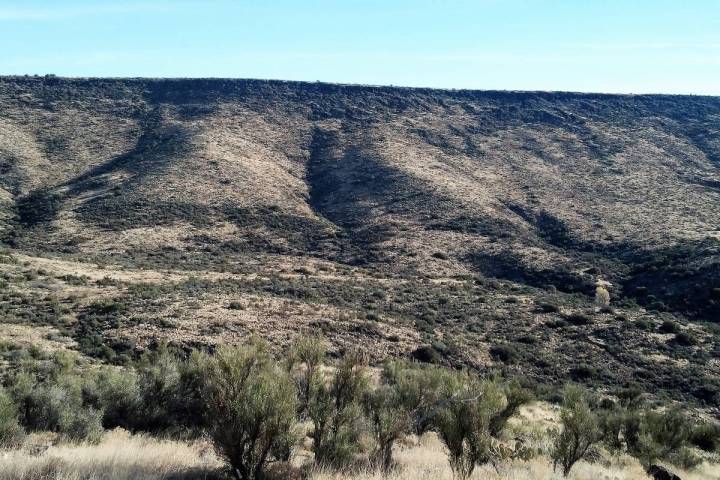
top-left (2, 74), bottom-right (719, 98)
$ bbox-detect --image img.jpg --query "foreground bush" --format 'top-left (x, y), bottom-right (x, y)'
top-left (435, 374), bottom-right (506, 480)
top-left (0, 336), bottom-right (716, 478)
top-left (363, 383), bottom-right (411, 472)
top-left (309, 351), bottom-right (369, 470)
top-left (8, 359), bottom-right (103, 443)
top-left (0, 387), bottom-right (24, 449)
top-left (203, 341), bottom-right (298, 480)
top-left (552, 385), bottom-right (600, 477)
top-left (381, 360), bottom-right (456, 436)
top-left (288, 334), bottom-right (327, 417)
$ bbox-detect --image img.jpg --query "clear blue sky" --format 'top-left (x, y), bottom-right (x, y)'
top-left (1, 0), bottom-right (719, 94)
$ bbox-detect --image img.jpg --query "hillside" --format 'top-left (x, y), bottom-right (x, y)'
top-left (1, 76), bottom-right (719, 408)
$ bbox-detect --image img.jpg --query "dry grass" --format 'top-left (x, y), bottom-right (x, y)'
top-left (1, 424), bottom-right (718, 480)
top-left (309, 433), bottom-right (720, 480)
top-left (0, 429), bottom-right (222, 480)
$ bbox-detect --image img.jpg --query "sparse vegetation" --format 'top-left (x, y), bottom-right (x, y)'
top-left (1, 77), bottom-right (720, 479)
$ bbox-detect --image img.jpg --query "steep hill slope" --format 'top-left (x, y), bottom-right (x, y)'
top-left (1, 77), bottom-right (719, 407)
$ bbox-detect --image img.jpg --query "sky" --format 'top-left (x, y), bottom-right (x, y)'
top-left (0, 0), bottom-right (719, 94)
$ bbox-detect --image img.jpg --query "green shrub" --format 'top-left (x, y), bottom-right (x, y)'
top-left (15, 372), bottom-right (103, 443)
top-left (565, 313), bottom-right (593, 326)
top-left (435, 374), bottom-right (506, 480)
top-left (134, 346), bottom-right (184, 431)
top-left (668, 446), bottom-right (702, 470)
top-left (288, 334), bottom-right (327, 416)
top-left (674, 331), bottom-right (697, 346)
top-left (92, 366), bottom-right (140, 430)
top-left (659, 320), bottom-right (680, 334)
top-left (635, 318), bottom-right (653, 331)
top-left (489, 344), bottom-right (517, 364)
top-left (0, 388), bottom-right (24, 449)
top-left (203, 341), bottom-right (298, 480)
top-left (410, 345), bottom-right (440, 363)
top-left (690, 422), bottom-right (720, 452)
top-left (537, 302), bottom-right (560, 313)
top-left (58, 406), bottom-right (103, 443)
top-left (632, 407), bottom-right (692, 468)
top-left (309, 352), bottom-right (369, 470)
top-left (489, 380), bottom-right (533, 437)
top-left (643, 408), bottom-right (691, 453)
top-left (570, 364), bottom-right (596, 382)
top-left (382, 360), bottom-right (456, 436)
top-left (552, 385), bottom-right (600, 477)
top-left (598, 404), bottom-right (624, 451)
top-left (363, 383), bottom-right (411, 472)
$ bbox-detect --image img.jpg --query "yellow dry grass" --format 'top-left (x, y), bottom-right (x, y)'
top-left (2, 423), bottom-right (718, 480)
top-left (0, 429), bottom-right (221, 480)
top-left (309, 432), bottom-right (720, 480)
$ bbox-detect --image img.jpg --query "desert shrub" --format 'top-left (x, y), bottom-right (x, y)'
top-left (0, 388), bottom-right (24, 449)
top-left (516, 334), bottom-right (538, 345)
top-left (597, 395), bottom-right (646, 454)
top-left (565, 312), bottom-right (593, 326)
top-left (309, 351), bottom-right (369, 470)
top-left (674, 331), bottom-right (697, 346)
top-left (410, 345), bottom-right (440, 363)
top-left (659, 320), bottom-right (680, 334)
top-left (363, 383), bottom-right (411, 472)
top-left (631, 407), bottom-right (693, 469)
top-left (382, 360), bottom-right (456, 436)
top-left (12, 371), bottom-right (103, 443)
top-left (668, 447), bottom-right (703, 469)
top-left (288, 334), bottom-right (327, 416)
top-left (547, 319), bottom-right (569, 328)
top-left (635, 318), bottom-right (653, 331)
top-left (133, 346), bottom-right (184, 431)
top-left (91, 366), bottom-right (140, 430)
top-left (59, 406), bottom-right (104, 443)
top-left (643, 408), bottom-right (691, 453)
top-left (552, 385), bottom-right (600, 477)
top-left (595, 286), bottom-right (610, 308)
top-left (489, 344), bottom-right (517, 364)
top-left (690, 422), bottom-right (720, 452)
top-left (598, 403), bottom-right (624, 451)
top-left (537, 302), bottom-right (560, 313)
top-left (489, 379), bottom-right (533, 437)
top-left (87, 299), bottom-right (128, 315)
top-left (202, 341), bottom-right (298, 480)
top-left (130, 345), bottom-right (207, 433)
top-left (435, 374), bottom-right (506, 480)
top-left (570, 364), bottom-right (596, 382)
top-left (616, 385), bottom-right (644, 409)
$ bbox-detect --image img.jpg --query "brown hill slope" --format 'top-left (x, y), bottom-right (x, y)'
top-left (1, 77), bottom-right (719, 406)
